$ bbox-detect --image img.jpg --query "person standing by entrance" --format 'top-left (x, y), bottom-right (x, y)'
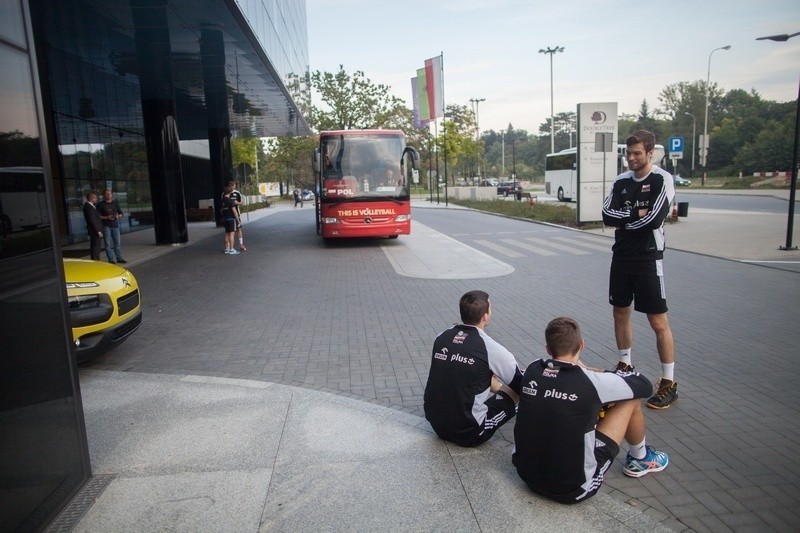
top-left (82, 191), bottom-right (103, 260)
top-left (97, 188), bottom-right (126, 264)
top-left (227, 180), bottom-right (246, 251)
top-left (602, 130), bottom-right (677, 409)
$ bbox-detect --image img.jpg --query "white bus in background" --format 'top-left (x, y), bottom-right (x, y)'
top-left (0, 166), bottom-right (50, 232)
top-left (545, 144), bottom-right (665, 202)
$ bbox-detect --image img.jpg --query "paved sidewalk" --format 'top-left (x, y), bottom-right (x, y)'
top-left (52, 194), bottom-right (798, 531)
top-left (67, 370), bottom-right (669, 532)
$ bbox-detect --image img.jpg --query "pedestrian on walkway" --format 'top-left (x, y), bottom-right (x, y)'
top-left (293, 188), bottom-right (303, 208)
top-left (221, 186), bottom-right (239, 255)
top-left (513, 316), bottom-right (669, 504)
top-left (601, 130), bottom-right (678, 409)
top-left (227, 180), bottom-right (247, 251)
top-left (97, 188), bottom-right (126, 263)
top-left (82, 191), bottom-right (103, 260)
top-left (423, 290), bottom-right (523, 447)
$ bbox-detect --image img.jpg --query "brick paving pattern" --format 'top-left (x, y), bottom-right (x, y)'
top-left (84, 207), bottom-right (800, 531)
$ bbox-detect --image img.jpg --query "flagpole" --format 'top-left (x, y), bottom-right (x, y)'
top-left (428, 132), bottom-right (433, 203)
top-left (439, 52), bottom-right (448, 206)
top-left (435, 119), bottom-right (440, 204)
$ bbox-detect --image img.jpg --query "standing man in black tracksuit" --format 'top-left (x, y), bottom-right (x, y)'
top-left (602, 130), bottom-right (677, 410)
top-left (424, 290), bottom-right (523, 447)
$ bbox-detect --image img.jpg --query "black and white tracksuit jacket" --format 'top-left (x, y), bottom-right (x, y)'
top-left (602, 165), bottom-right (675, 261)
top-left (423, 325), bottom-right (522, 442)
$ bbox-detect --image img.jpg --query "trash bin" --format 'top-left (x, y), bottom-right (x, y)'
top-left (677, 202), bottom-right (689, 217)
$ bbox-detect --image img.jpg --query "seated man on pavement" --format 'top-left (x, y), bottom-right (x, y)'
top-left (424, 290), bottom-right (523, 447)
top-left (513, 316), bottom-right (669, 504)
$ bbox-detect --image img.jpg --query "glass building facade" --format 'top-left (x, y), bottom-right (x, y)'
top-left (0, 0), bottom-right (309, 529)
top-left (27, 0), bottom-right (311, 246)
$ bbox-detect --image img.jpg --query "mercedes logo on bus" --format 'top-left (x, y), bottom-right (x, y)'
top-left (364, 216), bottom-right (372, 224)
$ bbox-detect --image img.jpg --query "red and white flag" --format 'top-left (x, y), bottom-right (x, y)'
top-left (424, 55), bottom-right (444, 119)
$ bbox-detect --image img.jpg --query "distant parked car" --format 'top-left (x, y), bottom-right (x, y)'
top-left (497, 181), bottom-right (522, 196)
top-left (674, 175), bottom-right (691, 187)
top-left (301, 189), bottom-right (315, 201)
top-left (478, 178), bottom-right (499, 187)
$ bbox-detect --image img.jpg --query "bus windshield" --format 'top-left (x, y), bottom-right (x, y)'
top-left (320, 133), bottom-right (408, 200)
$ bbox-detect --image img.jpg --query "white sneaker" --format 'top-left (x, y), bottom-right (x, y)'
top-left (228, 249), bottom-right (240, 255)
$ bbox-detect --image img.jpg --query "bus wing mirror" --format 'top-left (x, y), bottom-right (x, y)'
top-left (402, 146), bottom-right (420, 169)
top-left (312, 148), bottom-right (320, 173)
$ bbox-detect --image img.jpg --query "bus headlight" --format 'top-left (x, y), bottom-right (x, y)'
top-left (394, 214), bottom-right (410, 222)
top-left (322, 217), bottom-right (339, 224)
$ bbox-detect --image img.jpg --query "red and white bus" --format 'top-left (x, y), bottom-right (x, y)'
top-left (312, 130), bottom-right (419, 240)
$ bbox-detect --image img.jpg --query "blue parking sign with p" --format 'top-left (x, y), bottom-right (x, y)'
top-left (668, 136), bottom-right (684, 154)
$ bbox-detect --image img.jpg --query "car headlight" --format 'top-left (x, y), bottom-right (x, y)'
top-left (66, 281), bottom-right (100, 289)
top-left (68, 294), bottom-right (101, 310)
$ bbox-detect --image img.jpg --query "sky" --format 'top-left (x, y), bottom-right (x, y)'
top-left (306, 0), bottom-right (800, 135)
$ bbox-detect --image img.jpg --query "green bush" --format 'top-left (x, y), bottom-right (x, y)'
top-left (448, 198), bottom-right (602, 229)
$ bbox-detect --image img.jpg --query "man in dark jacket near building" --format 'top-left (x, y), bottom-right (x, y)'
top-left (83, 191), bottom-right (103, 260)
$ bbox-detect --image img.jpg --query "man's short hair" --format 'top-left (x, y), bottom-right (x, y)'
top-left (626, 130), bottom-right (656, 153)
top-left (85, 191), bottom-right (96, 200)
top-left (545, 316), bottom-right (582, 357)
top-left (460, 290), bottom-right (490, 325)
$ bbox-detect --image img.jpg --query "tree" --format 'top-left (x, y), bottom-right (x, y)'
top-left (310, 65), bottom-right (407, 131)
top-left (658, 81), bottom-right (707, 120)
top-left (633, 99), bottom-right (661, 138)
top-left (734, 119), bottom-right (794, 174)
top-left (435, 104), bottom-right (481, 183)
top-left (537, 112), bottom-right (575, 153)
top-left (262, 135), bottom-right (317, 194)
top-left (231, 137), bottom-right (263, 194)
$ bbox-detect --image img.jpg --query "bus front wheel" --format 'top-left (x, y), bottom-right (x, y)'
top-left (557, 187), bottom-right (565, 202)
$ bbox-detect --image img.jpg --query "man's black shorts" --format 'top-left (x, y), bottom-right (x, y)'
top-left (609, 259), bottom-right (668, 314)
top-left (223, 218), bottom-right (236, 233)
top-left (440, 390), bottom-right (517, 448)
top-left (527, 430), bottom-right (620, 505)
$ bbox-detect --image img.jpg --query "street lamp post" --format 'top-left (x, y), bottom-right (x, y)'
top-left (469, 97), bottom-right (486, 182)
top-left (469, 97), bottom-right (485, 141)
top-left (685, 111), bottom-right (696, 174)
top-left (757, 31), bottom-right (800, 250)
top-left (539, 46), bottom-right (564, 154)
top-left (500, 131), bottom-right (505, 176)
top-left (702, 45), bottom-right (731, 186)
top-left (512, 139), bottom-right (516, 188)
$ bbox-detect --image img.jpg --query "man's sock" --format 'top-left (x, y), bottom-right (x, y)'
top-left (629, 439), bottom-right (647, 460)
top-left (618, 348), bottom-right (632, 366)
top-left (662, 363), bottom-right (675, 382)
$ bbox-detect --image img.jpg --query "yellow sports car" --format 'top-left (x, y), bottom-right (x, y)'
top-left (63, 258), bottom-right (142, 361)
